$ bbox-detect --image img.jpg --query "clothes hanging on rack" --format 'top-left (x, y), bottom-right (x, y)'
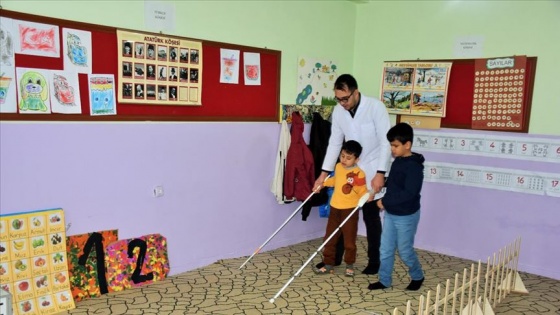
top-left (284, 111), bottom-right (315, 202)
top-left (302, 112), bottom-right (333, 220)
top-left (271, 119), bottom-right (293, 204)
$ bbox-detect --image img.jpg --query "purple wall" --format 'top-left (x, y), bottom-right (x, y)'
top-left (412, 130), bottom-right (560, 280)
top-left (1, 123), bottom-right (559, 279)
top-left (0, 122), bottom-right (328, 275)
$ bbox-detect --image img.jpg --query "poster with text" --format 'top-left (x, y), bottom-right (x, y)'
top-left (0, 208), bottom-right (76, 315)
top-left (471, 56), bottom-right (527, 131)
top-left (381, 61), bottom-right (452, 117)
top-left (117, 30), bottom-right (202, 105)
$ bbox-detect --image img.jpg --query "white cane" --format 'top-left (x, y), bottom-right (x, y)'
top-left (239, 175), bottom-right (331, 269)
top-left (269, 191), bottom-right (372, 303)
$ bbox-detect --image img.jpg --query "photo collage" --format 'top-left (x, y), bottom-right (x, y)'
top-left (117, 30), bottom-right (202, 106)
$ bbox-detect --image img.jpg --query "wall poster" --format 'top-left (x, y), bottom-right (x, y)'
top-left (471, 55), bottom-right (527, 131)
top-left (116, 30), bottom-right (202, 106)
top-left (0, 208), bottom-right (76, 315)
top-left (380, 61), bottom-right (452, 118)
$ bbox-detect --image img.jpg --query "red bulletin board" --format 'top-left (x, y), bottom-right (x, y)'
top-left (0, 10), bottom-right (281, 122)
top-left (395, 57), bottom-right (537, 133)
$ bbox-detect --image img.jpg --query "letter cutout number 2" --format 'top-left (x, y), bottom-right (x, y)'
top-left (127, 239), bottom-right (154, 284)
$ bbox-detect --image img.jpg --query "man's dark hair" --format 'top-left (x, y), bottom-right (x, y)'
top-left (342, 140), bottom-right (362, 158)
top-left (334, 74), bottom-right (358, 91)
top-left (387, 122), bottom-right (414, 144)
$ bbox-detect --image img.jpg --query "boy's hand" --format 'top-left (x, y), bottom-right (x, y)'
top-left (376, 199), bottom-right (384, 210)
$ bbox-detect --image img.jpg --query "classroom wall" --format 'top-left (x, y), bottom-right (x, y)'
top-left (1, 0), bottom-right (559, 280)
top-left (354, 0), bottom-right (560, 136)
top-left (0, 0), bottom-right (358, 275)
top-left (353, 0), bottom-right (560, 280)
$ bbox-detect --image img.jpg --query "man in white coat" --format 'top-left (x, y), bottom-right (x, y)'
top-left (314, 74), bottom-right (391, 275)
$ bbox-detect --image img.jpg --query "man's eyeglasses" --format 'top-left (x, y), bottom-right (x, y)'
top-left (335, 89), bottom-right (355, 103)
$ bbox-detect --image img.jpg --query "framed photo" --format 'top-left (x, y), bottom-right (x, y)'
top-left (135, 42), bottom-right (145, 59)
top-left (180, 48), bottom-right (189, 63)
top-left (134, 63), bottom-right (145, 79)
top-left (122, 40), bottom-right (133, 57)
top-left (146, 44), bottom-right (156, 60)
top-left (157, 45), bottom-right (168, 61)
top-left (134, 83), bottom-right (144, 99)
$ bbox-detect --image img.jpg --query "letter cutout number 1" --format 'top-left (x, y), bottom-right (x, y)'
top-left (78, 232), bottom-right (109, 294)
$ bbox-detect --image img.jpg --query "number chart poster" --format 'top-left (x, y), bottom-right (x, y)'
top-left (381, 61), bottom-right (452, 117)
top-left (117, 30), bottom-right (203, 106)
top-left (0, 208), bottom-right (75, 315)
top-left (471, 55), bottom-right (527, 131)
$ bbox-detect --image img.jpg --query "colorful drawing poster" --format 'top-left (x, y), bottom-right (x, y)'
top-left (66, 230), bottom-right (118, 302)
top-left (380, 61), bottom-right (452, 117)
top-left (62, 28), bottom-right (92, 74)
top-left (0, 17), bottom-right (17, 113)
top-left (0, 208), bottom-right (75, 315)
top-left (296, 57), bottom-right (338, 105)
top-left (105, 234), bottom-right (170, 292)
top-left (13, 20), bottom-right (60, 58)
top-left (49, 71), bottom-right (82, 114)
top-left (471, 56), bottom-right (527, 131)
top-left (116, 30), bottom-right (202, 106)
top-left (16, 67), bottom-right (52, 114)
top-left (88, 74), bottom-right (116, 116)
top-left (220, 48), bottom-right (240, 84)
top-left (243, 52), bottom-right (261, 86)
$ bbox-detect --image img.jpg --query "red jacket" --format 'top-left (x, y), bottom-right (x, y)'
top-left (284, 112), bottom-right (315, 201)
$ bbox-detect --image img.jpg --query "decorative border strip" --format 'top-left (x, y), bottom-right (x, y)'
top-left (415, 130), bottom-right (560, 163)
top-left (424, 162), bottom-right (560, 197)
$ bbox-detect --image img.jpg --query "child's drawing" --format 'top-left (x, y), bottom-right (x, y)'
top-left (50, 71), bottom-right (82, 114)
top-left (0, 18), bottom-right (17, 113)
top-left (14, 20), bottom-right (60, 57)
top-left (63, 28), bottom-right (92, 73)
top-left (243, 52), bottom-right (261, 86)
top-left (0, 17), bottom-right (15, 66)
top-left (220, 48), bottom-right (240, 84)
top-left (88, 74), bottom-right (116, 116)
top-left (296, 57), bottom-right (338, 105)
top-left (16, 68), bottom-right (52, 113)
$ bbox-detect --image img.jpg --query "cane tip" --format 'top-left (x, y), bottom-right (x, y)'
top-left (269, 298), bottom-right (275, 304)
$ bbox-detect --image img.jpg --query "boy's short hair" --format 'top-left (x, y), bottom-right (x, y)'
top-left (342, 140), bottom-right (362, 158)
top-left (387, 122), bottom-right (414, 144)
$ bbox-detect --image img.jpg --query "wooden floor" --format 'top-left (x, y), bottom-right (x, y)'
top-left (59, 236), bottom-right (560, 314)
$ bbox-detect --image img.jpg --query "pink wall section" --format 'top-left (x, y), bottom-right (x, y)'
top-left (1, 123), bottom-right (559, 279)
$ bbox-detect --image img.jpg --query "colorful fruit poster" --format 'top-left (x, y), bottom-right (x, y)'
top-left (0, 208), bottom-right (75, 315)
top-left (65, 230), bottom-right (118, 302)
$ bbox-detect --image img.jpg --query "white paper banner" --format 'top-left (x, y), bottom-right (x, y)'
top-left (424, 162), bottom-right (560, 197)
top-left (415, 129), bottom-right (560, 163)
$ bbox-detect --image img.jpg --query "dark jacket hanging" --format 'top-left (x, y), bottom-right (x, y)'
top-left (302, 112), bottom-right (332, 221)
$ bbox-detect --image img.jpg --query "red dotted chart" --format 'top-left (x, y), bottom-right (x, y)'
top-left (471, 56), bottom-right (528, 131)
